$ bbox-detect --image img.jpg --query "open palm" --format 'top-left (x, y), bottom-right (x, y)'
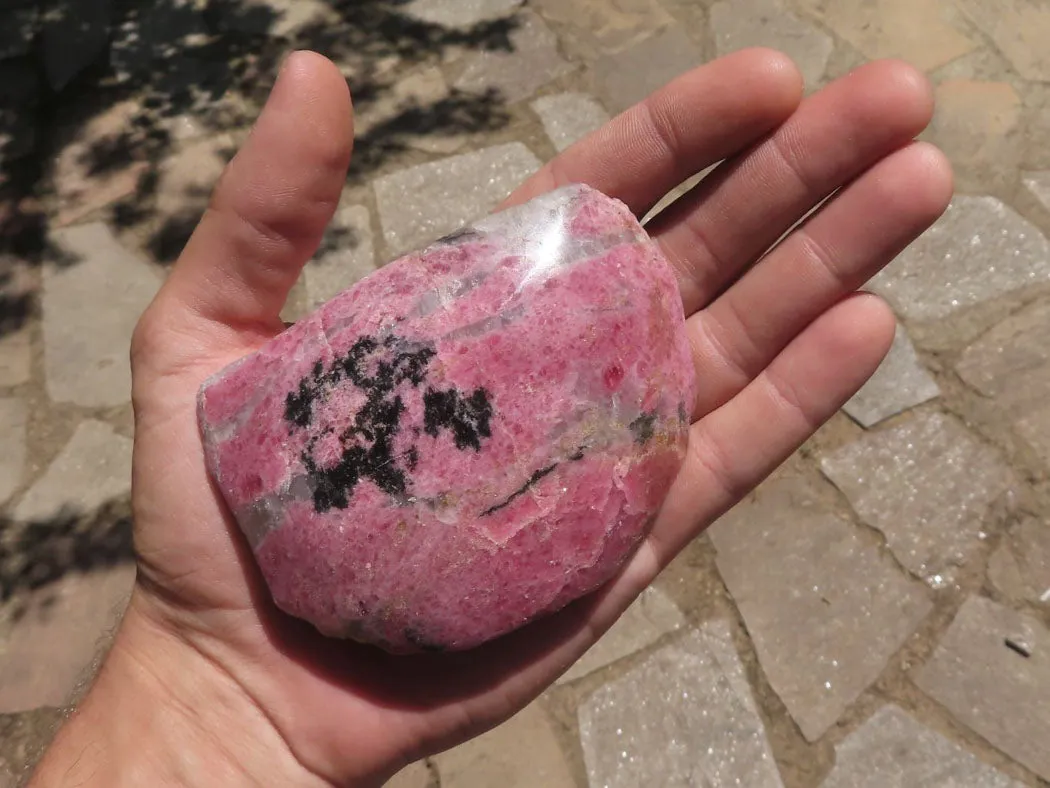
top-left (115, 49), bottom-right (949, 786)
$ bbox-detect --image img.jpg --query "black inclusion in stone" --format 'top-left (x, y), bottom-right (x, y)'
top-left (629, 411), bottom-right (658, 445)
top-left (283, 333), bottom-right (490, 514)
top-left (423, 387), bottom-right (493, 451)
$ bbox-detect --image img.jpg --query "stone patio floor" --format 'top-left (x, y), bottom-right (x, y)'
top-left (1, 0), bottom-right (1050, 786)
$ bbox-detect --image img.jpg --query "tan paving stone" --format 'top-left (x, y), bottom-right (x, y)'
top-left (384, 760), bottom-right (432, 788)
top-left (795, 0), bottom-right (977, 72)
top-left (13, 421), bottom-right (132, 524)
top-left (42, 224), bottom-right (161, 408)
top-left (1024, 171), bottom-right (1050, 210)
top-left (0, 329), bottom-right (30, 389)
top-left (155, 134), bottom-right (235, 220)
top-left (711, 0), bottom-right (832, 89)
top-left (373, 142), bottom-right (541, 256)
top-left (435, 702), bottom-right (574, 787)
top-left (403, 0), bottom-right (522, 27)
top-left (532, 0), bottom-right (674, 61)
top-left (531, 92), bottom-right (610, 152)
top-left (579, 622), bottom-right (784, 787)
top-left (592, 27), bottom-right (703, 113)
top-left (454, 11), bottom-right (574, 103)
top-left (303, 204), bottom-right (376, 311)
top-left (0, 563), bottom-right (135, 713)
top-left (557, 586), bottom-right (684, 683)
top-left (0, 399), bottom-right (27, 507)
top-left (0, 707), bottom-right (64, 788)
top-left (711, 475), bottom-right (932, 741)
top-left (956, 0), bottom-right (1050, 83)
top-left (823, 705), bottom-right (1024, 788)
top-left (914, 596), bottom-right (1050, 781)
top-left (988, 517), bottom-right (1050, 606)
top-left (931, 80), bottom-right (1021, 169)
top-left (821, 412), bottom-right (1016, 587)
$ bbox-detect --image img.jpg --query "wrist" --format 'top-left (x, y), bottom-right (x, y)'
top-left (29, 588), bottom-right (331, 788)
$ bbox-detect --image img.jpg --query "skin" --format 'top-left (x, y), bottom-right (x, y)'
top-left (29, 49), bottom-right (952, 787)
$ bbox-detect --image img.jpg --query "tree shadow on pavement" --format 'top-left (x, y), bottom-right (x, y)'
top-left (0, 0), bottom-right (518, 336)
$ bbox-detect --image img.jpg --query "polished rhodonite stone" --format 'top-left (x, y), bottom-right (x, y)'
top-left (198, 184), bottom-right (696, 653)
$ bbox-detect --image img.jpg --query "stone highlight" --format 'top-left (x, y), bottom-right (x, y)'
top-left (198, 184), bottom-right (695, 653)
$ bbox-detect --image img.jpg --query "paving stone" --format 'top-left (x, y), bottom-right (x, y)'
top-left (109, 0), bottom-right (208, 79)
top-left (869, 196), bottom-right (1050, 322)
top-left (0, 564), bottom-right (135, 713)
top-left (13, 421), bottom-right (133, 524)
top-left (558, 586), bottom-right (685, 683)
top-left (0, 4), bottom-right (37, 60)
top-left (454, 12), bottom-right (574, 104)
top-left (221, 0), bottom-right (338, 37)
top-left (41, 0), bottom-right (112, 91)
top-left (403, 0), bottom-right (522, 27)
top-left (373, 142), bottom-right (541, 256)
top-left (956, 298), bottom-right (1050, 467)
top-left (0, 707), bottom-right (64, 788)
top-left (435, 703), bottom-right (574, 787)
top-left (821, 412), bottom-right (1015, 587)
top-left (531, 93), bottom-right (610, 152)
top-left (304, 204), bottom-right (376, 310)
top-left (988, 517), bottom-right (1050, 606)
top-left (0, 330), bottom-right (30, 389)
top-left (795, 0), bottom-right (977, 72)
top-left (914, 596), bottom-right (1050, 781)
top-left (710, 475), bottom-right (932, 741)
top-left (0, 399), bottom-right (27, 508)
top-left (385, 761), bottom-right (432, 788)
top-left (578, 622), bottom-right (784, 788)
top-left (822, 704), bottom-right (1023, 788)
top-left (356, 67), bottom-right (465, 155)
top-left (42, 224), bottom-right (162, 408)
top-left (1025, 171), bottom-right (1050, 210)
top-left (532, 0), bottom-right (675, 61)
top-left (52, 101), bottom-right (150, 228)
top-left (156, 134), bottom-right (235, 220)
top-left (711, 0), bottom-right (832, 89)
top-left (956, 0), bottom-right (1050, 83)
top-left (931, 80), bottom-right (1021, 169)
top-left (593, 27), bottom-right (703, 113)
top-left (844, 325), bottom-right (940, 428)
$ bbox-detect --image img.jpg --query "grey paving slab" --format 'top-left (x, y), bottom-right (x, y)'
top-left (956, 0), bottom-right (1050, 82)
top-left (914, 596), bottom-right (1050, 781)
top-left (820, 412), bottom-right (1015, 586)
top-left (0, 262), bottom-right (32, 388)
top-left (844, 325), bottom-right (940, 428)
top-left (1024, 171), bottom-right (1050, 210)
top-left (13, 421), bottom-right (132, 524)
top-left (435, 703), bottom-right (574, 787)
top-left (710, 475), bottom-right (932, 741)
top-left (957, 298), bottom-right (1050, 405)
top-left (711, 0), bottom-right (832, 89)
top-left (403, 0), bottom-right (522, 27)
top-left (373, 142), bottom-right (542, 256)
top-left (531, 0), bottom-right (674, 62)
top-left (42, 224), bottom-right (161, 408)
top-left (822, 705), bottom-right (1023, 788)
top-left (454, 11), bottom-right (574, 103)
top-left (384, 761), bottom-right (431, 788)
top-left (578, 622), bottom-right (784, 788)
top-left (304, 204), bottom-right (376, 310)
top-left (0, 399), bottom-right (27, 507)
top-left (593, 27), bottom-right (703, 113)
top-left (558, 586), bottom-right (685, 683)
top-left (531, 93), bottom-right (610, 152)
top-left (869, 196), bottom-right (1050, 322)
top-left (988, 517), bottom-right (1050, 606)
top-left (0, 707), bottom-right (64, 788)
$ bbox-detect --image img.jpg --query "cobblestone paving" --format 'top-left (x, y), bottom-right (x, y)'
top-left (2, 0), bottom-right (1050, 786)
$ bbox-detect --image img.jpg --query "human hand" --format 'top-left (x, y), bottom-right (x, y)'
top-left (31, 49), bottom-right (950, 787)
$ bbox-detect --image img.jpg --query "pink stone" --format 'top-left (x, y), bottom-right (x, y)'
top-left (198, 184), bottom-right (695, 653)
